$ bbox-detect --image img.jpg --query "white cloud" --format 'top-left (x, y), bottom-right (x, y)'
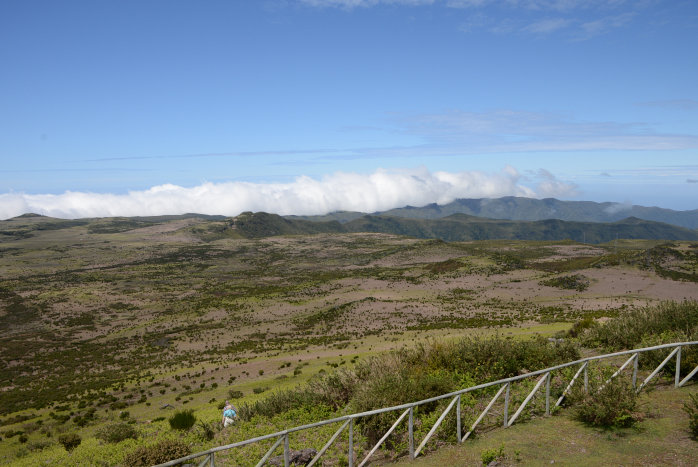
top-left (534, 168), bottom-right (579, 197)
top-left (604, 201), bottom-right (633, 214)
top-left (0, 167), bottom-right (576, 220)
top-left (523, 18), bottom-right (570, 33)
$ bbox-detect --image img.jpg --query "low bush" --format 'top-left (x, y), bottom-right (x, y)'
top-left (196, 420), bottom-right (216, 441)
top-left (481, 444), bottom-right (505, 465)
top-left (581, 300), bottom-right (698, 350)
top-left (227, 389), bottom-right (243, 399)
top-left (540, 274), bottom-right (590, 291)
top-left (58, 432), bottom-right (81, 451)
top-left (240, 335), bottom-right (579, 427)
top-left (570, 372), bottom-right (639, 428)
top-left (566, 316), bottom-right (597, 338)
top-left (580, 301), bottom-right (698, 373)
top-left (238, 389), bottom-right (323, 421)
top-left (123, 439), bottom-right (190, 467)
top-left (168, 409), bottom-right (196, 431)
top-left (95, 422), bottom-right (138, 443)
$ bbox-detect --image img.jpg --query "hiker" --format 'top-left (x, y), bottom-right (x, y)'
top-left (222, 400), bottom-right (237, 427)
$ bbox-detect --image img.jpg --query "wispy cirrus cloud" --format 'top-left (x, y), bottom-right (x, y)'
top-left (299, 0), bottom-right (435, 7)
top-left (638, 99), bottom-right (698, 111)
top-left (301, 0), bottom-right (620, 9)
top-left (389, 109), bottom-right (698, 153)
top-left (301, 0), bottom-right (647, 39)
top-left (0, 166), bottom-right (575, 219)
top-left (82, 148), bottom-right (341, 163)
top-left (575, 12), bottom-right (635, 40)
top-left (523, 18), bottom-right (570, 34)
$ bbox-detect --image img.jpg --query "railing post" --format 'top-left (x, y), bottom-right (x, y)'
top-left (584, 363), bottom-right (588, 393)
top-left (503, 382), bottom-right (510, 427)
top-left (210, 452), bottom-right (215, 467)
top-left (632, 353), bottom-right (638, 389)
top-left (545, 372), bottom-right (551, 415)
top-left (675, 346), bottom-right (682, 388)
top-left (456, 394), bottom-right (461, 443)
top-left (284, 433), bottom-right (289, 467)
top-left (348, 418), bottom-right (354, 467)
top-left (408, 407), bottom-right (414, 459)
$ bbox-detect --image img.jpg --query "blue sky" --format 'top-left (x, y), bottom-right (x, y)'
top-left (1, 0), bottom-right (697, 218)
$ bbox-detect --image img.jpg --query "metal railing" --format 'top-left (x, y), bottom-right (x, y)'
top-left (155, 341), bottom-right (698, 467)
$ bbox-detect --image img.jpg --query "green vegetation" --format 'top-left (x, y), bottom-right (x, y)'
top-left (540, 273), bottom-right (590, 291)
top-left (570, 373), bottom-right (639, 428)
top-left (684, 392), bottom-right (698, 439)
top-left (123, 439), bottom-right (191, 467)
top-left (95, 422), bottom-right (139, 444)
top-left (168, 410), bottom-right (196, 431)
top-left (580, 301), bottom-right (698, 372)
top-left (1, 212), bottom-right (697, 465)
top-left (57, 433), bottom-right (81, 452)
top-left (480, 444), bottom-right (505, 465)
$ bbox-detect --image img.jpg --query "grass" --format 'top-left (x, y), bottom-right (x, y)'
top-left (2, 215), bottom-right (698, 464)
top-left (393, 385), bottom-right (698, 466)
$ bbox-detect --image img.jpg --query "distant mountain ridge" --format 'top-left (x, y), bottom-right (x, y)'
top-left (291, 196), bottom-right (698, 230)
top-left (4, 197), bottom-right (697, 244)
top-left (229, 211), bottom-right (698, 244)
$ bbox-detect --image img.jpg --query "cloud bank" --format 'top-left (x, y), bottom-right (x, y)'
top-left (0, 167), bottom-right (576, 220)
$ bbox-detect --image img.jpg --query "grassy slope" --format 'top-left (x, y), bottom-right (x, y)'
top-left (1, 215), bottom-right (698, 465)
top-left (395, 384), bottom-right (698, 466)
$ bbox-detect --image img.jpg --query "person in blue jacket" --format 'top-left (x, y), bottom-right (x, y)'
top-left (222, 400), bottom-right (237, 427)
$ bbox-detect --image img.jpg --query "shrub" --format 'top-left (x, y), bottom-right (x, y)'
top-left (581, 301), bottom-right (698, 373)
top-left (58, 433), bottom-right (81, 451)
top-left (567, 316), bottom-right (598, 338)
top-left (684, 392), bottom-right (698, 439)
top-left (540, 274), bottom-right (589, 291)
top-left (196, 420), bottom-right (216, 441)
top-left (239, 335), bottom-right (579, 426)
top-left (95, 422), bottom-right (138, 443)
top-left (168, 409), bottom-right (196, 431)
top-left (123, 439), bottom-right (191, 467)
top-left (481, 444), bottom-right (505, 465)
top-left (571, 373), bottom-right (639, 428)
top-left (581, 301), bottom-right (698, 350)
top-left (238, 389), bottom-right (322, 421)
top-left (227, 389), bottom-right (243, 399)
top-left (110, 401), bottom-right (128, 410)
top-left (27, 439), bottom-right (53, 452)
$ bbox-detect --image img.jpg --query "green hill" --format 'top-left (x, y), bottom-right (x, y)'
top-left (298, 197), bottom-right (698, 230)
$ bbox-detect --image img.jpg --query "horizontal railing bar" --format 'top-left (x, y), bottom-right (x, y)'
top-left (155, 340), bottom-right (698, 467)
